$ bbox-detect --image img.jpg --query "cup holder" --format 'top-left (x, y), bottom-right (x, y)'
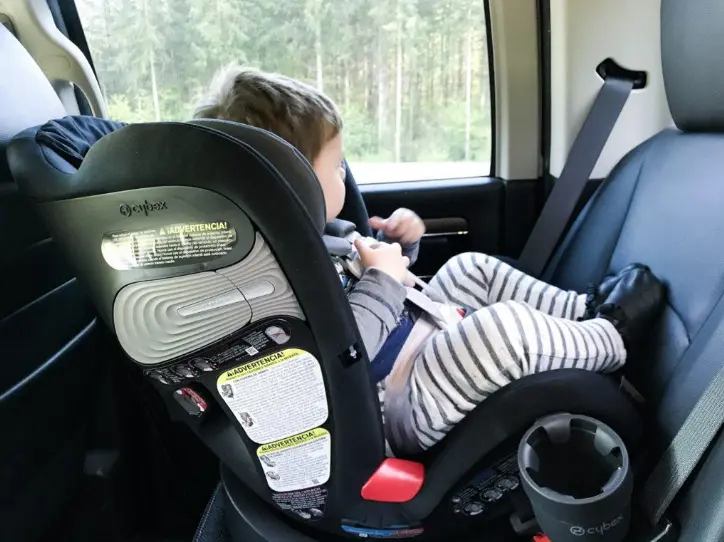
top-left (518, 413), bottom-right (633, 541)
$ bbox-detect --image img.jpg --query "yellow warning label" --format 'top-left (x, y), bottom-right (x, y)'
top-left (257, 428), bottom-right (328, 455)
top-left (218, 349), bottom-right (303, 382)
top-left (256, 428), bottom-right (331, 492)
top-left (216, 348), bottom-right (328, 444)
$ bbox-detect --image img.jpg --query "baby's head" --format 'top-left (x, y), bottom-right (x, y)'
top-left (194, 65), bottom-right (346, 222)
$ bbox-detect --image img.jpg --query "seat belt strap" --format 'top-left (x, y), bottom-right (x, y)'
top-left (642, 362), bottom-right (724, 525)
top-left (517, 75), bottom-right (635, 277)
top-left (641, 289), bottom-right (724, 527)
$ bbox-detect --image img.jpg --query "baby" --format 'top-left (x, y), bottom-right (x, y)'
top-left (195, 66), bottom-right (665, 454)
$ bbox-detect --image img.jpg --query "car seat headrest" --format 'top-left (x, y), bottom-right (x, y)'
top-left (0, 25), bottom-right (66, 181)
top-left (191, 119), bottom-right (326, 233)
top-left (9, 116), bottom-right (125, 194)
top-left (10, 119), bottom-right (327, 234)
top-left (661, 0), bottom-right (724, 132)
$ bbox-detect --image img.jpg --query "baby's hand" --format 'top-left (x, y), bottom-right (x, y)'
top-left (355, 239), bottom-right (410, 284)
top-left (369, 208), bottom-right (425, 246)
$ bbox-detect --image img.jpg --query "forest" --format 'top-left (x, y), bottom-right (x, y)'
top-left (76, 0), bottom-right (492, 167)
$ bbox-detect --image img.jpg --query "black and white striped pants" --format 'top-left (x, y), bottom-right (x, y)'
top-left (394, 253), bottom-right (626, 452)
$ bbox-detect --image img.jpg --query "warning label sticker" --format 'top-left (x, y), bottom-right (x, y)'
top-left (216, 349), bottom-right (328, 444)
top-left (101, 220), bottom-right (236, 270)
top-left (272, 486), bottom-right (327, 521)
top-left (257, 428), bottom-right (331, 492)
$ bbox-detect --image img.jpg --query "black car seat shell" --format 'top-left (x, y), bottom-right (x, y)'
top-left (9, 114), bottom-right (642, 541)
top-left (10, 120), bottom-right (391, 526)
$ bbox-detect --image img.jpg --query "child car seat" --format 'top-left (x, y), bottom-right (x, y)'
top-left (8, 118), bottom-right (641, 541)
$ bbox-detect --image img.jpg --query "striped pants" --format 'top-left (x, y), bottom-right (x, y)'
top-left (389, 253), bottom-right (626, 453)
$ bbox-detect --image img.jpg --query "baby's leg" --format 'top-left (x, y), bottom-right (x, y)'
top-left (429, 252), bottom-right (587, 319)
top-left (402, 300), bottom-right (625, 450)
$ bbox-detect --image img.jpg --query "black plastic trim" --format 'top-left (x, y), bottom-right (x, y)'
top-left (484, 0), bottom-right (497, 177)
top-left (596, 58), bottom-right (648, 90)
top-left (538, 0), bottom-right (551, 184)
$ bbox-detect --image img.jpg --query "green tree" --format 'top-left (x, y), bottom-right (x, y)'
top-left (75, 0), bottom-right (493, 166)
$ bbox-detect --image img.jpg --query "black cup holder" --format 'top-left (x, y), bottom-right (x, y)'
top-left (518, 413), bottom-right (633, 541)
top-left (524, 416), bottom-right (624, 499)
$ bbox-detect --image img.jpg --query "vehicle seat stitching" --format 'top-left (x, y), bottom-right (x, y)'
top-left (193, 483), bottom-right (221, 541)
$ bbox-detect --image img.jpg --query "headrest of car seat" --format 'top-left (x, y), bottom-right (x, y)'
top-left (36, 115), bottom-right (127, 170)
top-left (9, 115), bottom-right (126, 192)
top-left (661, 0), bottom-right (724, 132)
top-left (0, 25), bottom-right (66, 181)
top-left (11, 116), bottom-right (326, 232)
top-left (12, 117), bottom-right (326, 234)
top-left (191, 119), bottom-right (326, 232)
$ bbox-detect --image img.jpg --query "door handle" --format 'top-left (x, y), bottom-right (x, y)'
top-left (422, 217), bottom-right (469, 238)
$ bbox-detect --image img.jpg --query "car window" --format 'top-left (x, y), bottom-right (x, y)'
top-left (75, 0), bottom-right (493, 184)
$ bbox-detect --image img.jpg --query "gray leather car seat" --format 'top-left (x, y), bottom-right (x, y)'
top-left (539, 0), bottom-right (724, 538)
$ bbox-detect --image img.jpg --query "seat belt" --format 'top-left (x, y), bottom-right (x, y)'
top-left (517, 73), bottom-right (636, 278)
top-left (323, 223), bottom-right (462, 329)
top-left (642, 361), bottom-right (724, 527)
top-left (639, 288), bottom-right (724, 535)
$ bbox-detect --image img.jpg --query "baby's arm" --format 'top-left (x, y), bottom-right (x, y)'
top-left (348, 270), bottom-right (407, 360)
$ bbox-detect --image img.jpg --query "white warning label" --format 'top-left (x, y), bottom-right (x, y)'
top-left (101, 220), bottom-right (236, 270)
top-left (216, 349), bottom-right (328, 444)
top-left (257, 429), bottom-right (331, 492)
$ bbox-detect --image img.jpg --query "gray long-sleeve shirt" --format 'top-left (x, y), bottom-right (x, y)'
top-left (347, 239), bottom-right (420, 360)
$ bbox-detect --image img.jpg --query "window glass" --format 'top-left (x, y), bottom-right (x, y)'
top-left (75, 0), bottom-right (493, 183)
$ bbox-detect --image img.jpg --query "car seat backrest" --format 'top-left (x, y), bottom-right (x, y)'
top-left (543, 1), bottom-right (724, 536)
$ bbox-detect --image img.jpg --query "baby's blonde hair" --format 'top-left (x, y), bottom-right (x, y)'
top-left (194, 65), bottom-right (343, 163)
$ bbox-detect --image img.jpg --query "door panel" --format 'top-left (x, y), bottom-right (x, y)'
top-left (360, 178), bottom-right (504, 278)
top-left (0, 187), bottom-right (102, 542)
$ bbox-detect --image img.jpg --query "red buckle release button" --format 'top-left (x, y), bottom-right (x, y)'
top-left (361, 458), bottom-right (424, 503)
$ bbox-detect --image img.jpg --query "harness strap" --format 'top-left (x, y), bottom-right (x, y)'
top-left (323, 223), bottom-right (462, 329)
